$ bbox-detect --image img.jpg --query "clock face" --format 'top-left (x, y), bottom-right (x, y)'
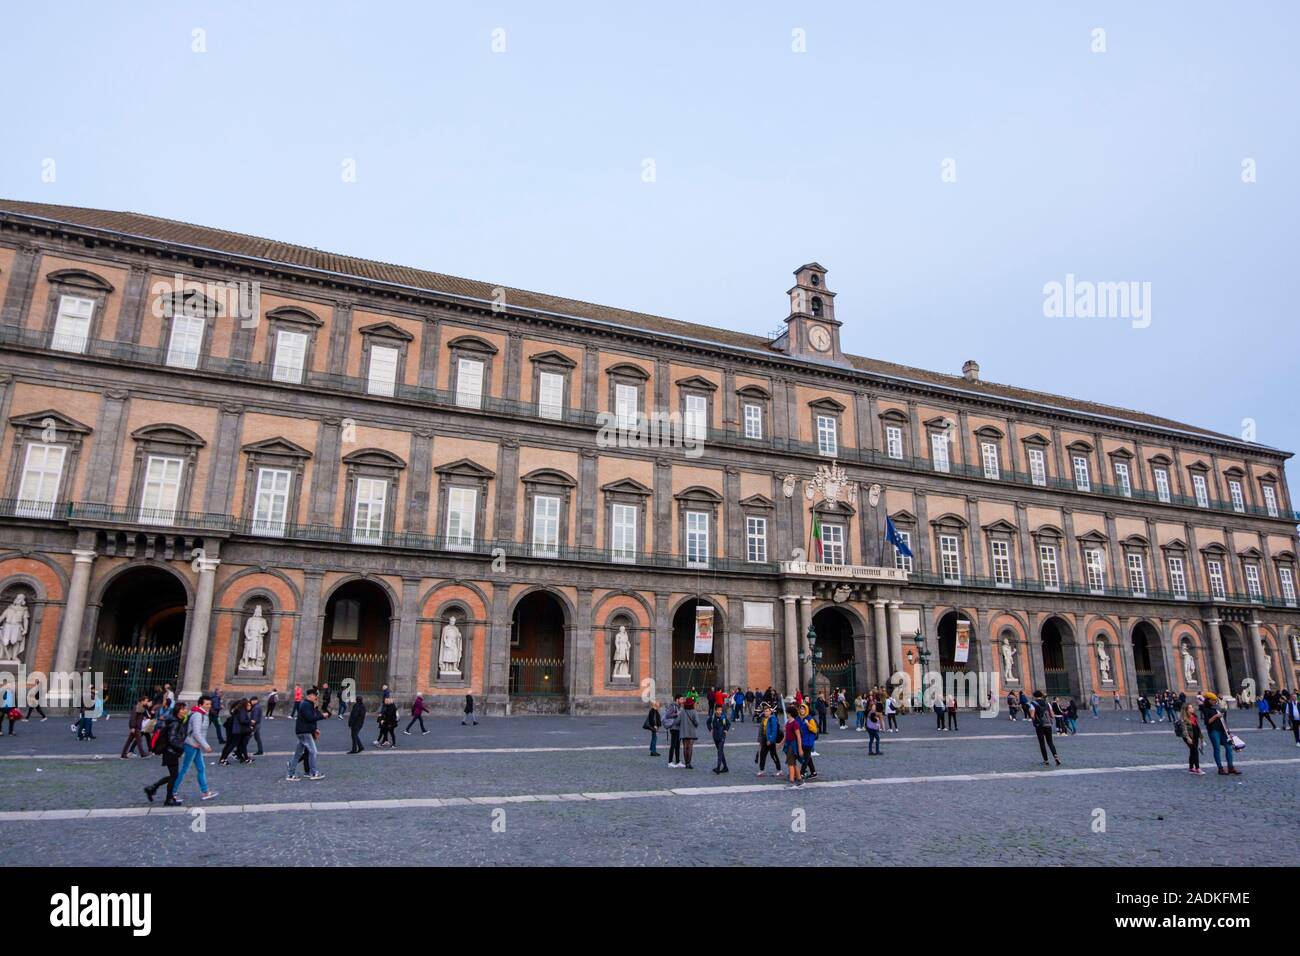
top-left (808, 324), bottom-right (832, 352)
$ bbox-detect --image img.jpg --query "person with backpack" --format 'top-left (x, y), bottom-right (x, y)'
top-left (462, 693), bottom-right (478, 726)
top-left (884, 692), bottom-right (899, 732)
top-left (175, 694), bottom-right (219, 800)
top-left (1177, 701), bottom-right (1204, 775)
top-left (1030, 690), bottom-right (1061, 767)
top-left (144, 701), bottom-right (189, 805)
top-left (756, 702), bottom-right (783, 776)
top-left (286, 687), bottom-right (327, 781)
top-left (707, 702), bottom-right (730, 773)
top-left (783, 704), bottom-right (805, 788)
top-left (120, 694), bottom-right (152, 758)
top-left (266, 688), bottom-right (278, 720)
top-left (642, 699), bottom-right (662, 756)
top-left (220, 698), bottom-right (254, 765)
top-left (1065, 698), bottom-right (1079, 735)
top-left (404, 694), bottom-right (430, 735)
top-left (1006, 690), bottom-right (1018, 721)
top-left (347, 695), bottom-right (367, 754)
top-left (662, 696), bottom-right (682, 767)
top-left (796, 706), bottom-right (818, 779)
top-left (678, 696), bottom-right (699, 770)
top-left (1257, 694), bottom-right (1276, 729)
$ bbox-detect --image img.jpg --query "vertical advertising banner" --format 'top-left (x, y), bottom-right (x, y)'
top-left (693, 605), bottom-right (715, 655)
top-left (955, 619), bottom-right (972, 664)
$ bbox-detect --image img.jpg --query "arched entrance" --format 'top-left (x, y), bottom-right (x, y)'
top-left (1220, 625), bottom-right (1249, 697)
top-left (509, 590), bottom-right (568, 709)
top-left (812, 606), bottom-right (858, 698)
top-left (91, 566), bottom-right (187, 711)
top-left (1131, 621), bottom-right (1166, 696)
top-left (319, 579), bottom-right (392, 701)
top-left (1041, 617), bottom-right (1080, 699)
top-left (671, 598), bottom-right (723, 696)
top-left (937, 611), bottom-right (979, 674)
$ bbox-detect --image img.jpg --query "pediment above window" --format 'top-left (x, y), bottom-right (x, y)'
top-left (528, 349), bottom-right (576, 369)
top-left (736, 384), bottom-right (771, 400)
top-left (1076, 529), bottom-right (1109, 544)
top-left (9, 409), bottom-right (92, 436)
top-left (1147, 453), bottom-right (1173, 466)
top-left (889, 509), bottom-right (917, 524)
top-left (676, 375), bottom-right (718, 393)
top-left (520, 468), bottom-right (576, 488)
top-left (981, 518), bottom-right (1018, 535)
top-left (878, 408), bottom-right (909, 424)
top-left (265, 305), bottom-right (324, 327)
top-left (974, 425), bottom-right (1005, 440)
top-left (1066, 440), bottom-right (1094, 454)
top-left (1162, 538), bottom-right (1189, 552)
top-left (1236, 546), bottom-right (1264, 559)
top-left (447, 334), bottom-right (497, 354)
top-left (607, 362), bottom-right (650, 381)
top-left (739, 493), bottom-right (774, 510)
top-left (130, 423), bottom-right (205, 448)
top-left (1186, 460), bottom-right (1210, 473)
top-left (601, 477), bottom-right (652, 496)
top-left (930, 511), bottom-right (968, 530)
top-left (432, 457), bottom-right (492, 478)
top-left (1032, 524), bottom-right (1065, 539)
top-left (241, 436), bottom-right (313, 460)
top-left (46, 268), bottom-right (114, 293)
top-left (344, 447), bottom-right (408, 470)
top-left (810, 397), bottom-right (847, 413)
top-left (674, 485), bottom-right (724, 505)
top-left (1123, 534), bottom-right (1150, 548)
top-left (158, 288), bottom-right (223, 319)
top-left (1020, 432), bottom-right (1050, 447)
top-left (1108, 447), bottom-right (1134, 460)
top-left (358, 321), bottom-right (415, 342)
top-left (1199, 542), bottom-right (1229, 556)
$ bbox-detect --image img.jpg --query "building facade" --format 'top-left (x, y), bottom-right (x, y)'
top-left (0, 199), bottom-right (1297, 714)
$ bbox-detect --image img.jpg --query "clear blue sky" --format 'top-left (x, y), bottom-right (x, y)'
top-left (2, 2), bottom-right (1297, 487)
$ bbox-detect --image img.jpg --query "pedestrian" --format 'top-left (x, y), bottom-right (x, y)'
top-left (708, 702), bottom-right (730, 773)
top-left (291, 684), bottom-right (303, 720)
top-left (74, 685), bottom-right (97, 740)
top-left (25, 683), bottom-right (46, 721)
top-left (756, 702), bottom-right (782, 777)
top-left (782, 704), bottom-right (804, 787)
top-left (377, 697), bottom-right (398, 747)
top-left (285, 688), bottom-right (327, 781)
top-left (643, 699), bottom-right (661, 756)
top-left (320, 683), bottom-right (333, 720)
top-left (946, 695), bottom-right (958, 731)
top-left (744, 688), bottom-right (755, 722)
top-left (1286, 694), bottom-right (1300, 747)
top-left (662, 696), bottom-right (682, 767)
top-left (347, 695), bottom-right (367, 753)
top-left (678, 696), bottom-right (699, 770)
top-left (143, 702), bottom-right (187, 806)
top-left (854, 694), bottom-right (866, 731)
top-left (1257, 695), bottom-right (1276, 729)
top-left (815, 692), bottom-right (829, 736)
top-left (462, 693), bottom-right (478, 726)
top-left (175, 694), bottom-right (219, 801)
top-left (120, 694), bottom-right (151, 758)
top-left (266, 688), bottom-right (278, 720)
top-left (1137, 695), bottom-right (1150, 723)
top-left (248, 695), bottom-right (265, 755)
top-left (865, 696), bottom-right (882, 755)
top-left (404, 694), bottom-right (429, 735)
top-left (211, 686), bottom-right (225, 745)
top-left (797, 705), bottom-right (818, 779)
top-left (1052, 697), bottom-right (1067, 735)
top-left (1113, 692), bottom-right (1122, 710)
top-left (1178, 702), bottom-right (1204, 775)
top-left (1, 686), bottom-right (19, 735)
top-left (732, 687), bottom-right (745, 724)
top-left (933, 694), bottom-right (946, 731)
top-left (835, 693), bottom-right (849, 730)
top-left (219, 698), bottom-right (253, 765)
top-left (1006, 690), bottom-right (1018, 721)
top-left (885, 693), bottom-right (898, 732)
top-left (1065, 698), bottom-right (1078, 735)
top-left (1019, 690), bottom-right (1031, 720)
top-left (1200, 693), bottom-right (1240, 776)
top-left (1031, 689), bottom-right (1061, 767)
top-left (1090, 692), bottom-right (1100, 718)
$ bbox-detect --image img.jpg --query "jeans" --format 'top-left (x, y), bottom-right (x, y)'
top-left (1066, 717), bottom-right (1077, 734)
top-left (714, 741), bottom-right (728, 771)
top-left (252, 726), bottom-right (264, 754)
top-left (1258, 712), bottom-right (1276, 729)
top-left (668, 730), bottom-right (681, 764)
top-left (649, 730), bottom-right (658, 754)
top-left (1208, 727), bottom-right (1235, 771)
top-left (867, 727), bottom-right (881, 754)
top-left (289, 733), bottom-right (318, 775)
top-left (405, 715), bottom-right (427, 733)
top-left (855, 711), bottom-right (865, 730)
top-left (177, 743), bottom-right (209, 793)
top-left (350, 727), bottom-right (364, 752)
top-left (214, 717), bottom-right (225, 744)
top-left (1091, 704), bottom-right (1099, 717)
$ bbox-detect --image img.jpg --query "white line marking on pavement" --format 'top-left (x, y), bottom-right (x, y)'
top-left (2, 757), bottom-right (1294, 824)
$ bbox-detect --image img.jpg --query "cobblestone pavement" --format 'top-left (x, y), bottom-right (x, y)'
top-left (0, 709), bottom-right (1295, 866)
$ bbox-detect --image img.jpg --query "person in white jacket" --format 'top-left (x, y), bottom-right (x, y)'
top-left (174, 695), bottom-right (218, 802)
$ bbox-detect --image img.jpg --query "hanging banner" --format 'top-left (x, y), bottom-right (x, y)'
top-left (693, 605), bottom-right (715, 655)
top-left (954, 619), bottom-right (972, 664)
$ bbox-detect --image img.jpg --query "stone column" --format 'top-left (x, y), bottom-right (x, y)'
top-left (486, 585), bottom-right (512, 712)
top-left (291, 571), bottom-right (324, 689)
top-left (1248, 618), bottom-right (1272, 693)
top-left (179, 556), bottom-right (220, 702)
top-left (799, 595), bottom-right (813, 695)
top-left (781, 595), bottom-right (798, 696)
top-left (872, 599), bottom-right (889, 688)
top-left (390, 577), bottom-right (422, 700)
top-left (51, 549), bottom-right (96, 705)
top-left (887, 600), bottom-right (903, 683)
top-left (654, 592), bottom-right (672, 702)
top-left (1205, 618), bottom-right (1230, 696)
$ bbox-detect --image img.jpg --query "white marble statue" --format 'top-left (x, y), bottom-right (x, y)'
top-left (238, 605), bottom-right (269, 672)
top-left (1261, 645), bottom-right (1274, 688)
top-left (1097, 641), bottom-right (1113, 684)
top-left (1182, 643), bottom-right (1196, 685)
top-left (438, 616), bottom-right (464, 676)
top-left (0, 594), bottom-right (29, 662)
top-left (1001, 640), bottom-right (1017, 683)
top-left (612, 625), bottom-right (632, 680)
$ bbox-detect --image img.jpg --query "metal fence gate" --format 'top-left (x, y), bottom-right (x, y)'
top-left (814, 660), bottom-right (857, 699)
top-left (319, 651), bottom-right (388, 703)
top-left (92, 643), bottom-right (181, 712)
top-left (508, 657), bottom-right (566, 696)
top-left (671, 661), bottom-right (718, 697)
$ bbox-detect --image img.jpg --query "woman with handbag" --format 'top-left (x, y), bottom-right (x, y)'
top-left (678, 696), bottom-right (699, 769)
top-left (1179, 702), bottom-right (1204, 775)
top-left (643, 700), bottom-right (661, 756)
top-left (1199, 693), bottom-right (1240, 776)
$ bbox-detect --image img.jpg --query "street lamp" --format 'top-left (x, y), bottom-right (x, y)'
top-left (805, 622), bottom-right (820, 703)
top-left (914, 628), bottom-right (931, 711)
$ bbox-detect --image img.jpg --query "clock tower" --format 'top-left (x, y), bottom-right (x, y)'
top-left (775, 262), bottom-right (845, 363)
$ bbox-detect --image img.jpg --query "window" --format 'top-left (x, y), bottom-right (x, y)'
top-left (981, 442), bottom-right (1000, 480)
top-left (1085, 548), bottom-right (1106, 593)
top-left (611, 503), bottom-right (638, 563)
top-left (817, 415), bottom-right (838, 457)
top-left (1228, 480), bottom-right (1245, 513)
top-left (931, 432), bottom-right (950, 473)
top-left (455, 357), bottom-right (484, 409)
top-left (1244, 563), bottom-right (1262, 600)
top-left (1039, 544), bottom-right (1060, 591)
top-left (615, 383), bottom-right (639, 429)
top-left (445, 486), bottom-right (477, 550)
top-left (1192, 474), bottom-right (1209, 508)
top-left (139, 455), bottom-right (184, 526)
top-left (743, 403), bottom-right (763, 440)
top-left (367, 345), bottom-right (399, 397)
top-left (685, 511), bottom-right (709, 567)
top-left (352, 477), bottom-right (387, 544)
top-left (1263, 485), bottom-right (1279, 518)
top-left (990, 540), bottom-right (1012, 587)
top-left (537, 370), bottom-right (564, 421)
top-left (273, 329), bottom-right (309, 383)
top-left (1028, 447), bottom-right (1046, 486)
top-left (1280, 567), bottom-right (1296, 606)
top-left (821, 523), bottom-right (845, 566)
top-left (531, 494), bottom-right (560, 557)
top-left (331, 599), bottom-right (360, 643)
top-left (251, 467), bottom-right (291, 536)
top-left (1072, 455), bottom-right (1091, 491)
top-left (51, 295), bottom-right (94, 353)
top-left (1127, 552), bottom-right (1147, 596)
top-left (685, 394), bottom-right (708, 441)
top-left (1168, 556), bottom-right (1187, 599)
top-left (1207, 559), bottom-right (1226, 600)
top-left (166, 314), bottom-right (204, 369)
top-left (893, 530), bottom-right (913, 573)
top-left (1114, 461), bottom-right (1131, 497)
top-left (939, 534), bottom-right (961, 584)
top-left (885, 425), bottom-right (903, 460)
top-left (1154, 467), bottom-right (1171, 503)
top-left (745, 516), bottom-right (768, 563)
top-left (16, 443), bottom-right (66, 518)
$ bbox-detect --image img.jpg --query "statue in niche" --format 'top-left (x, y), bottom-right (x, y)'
top-left (1001, 639), bottom-right (1017, 683)
top-left (0, 594), bottom-right (29, 662)
top-left (612, 625), bottom-right (632, 680)
top-left (1182, 642), bottom-right (1197, 685)
top-left (238, 605), bottom-right (269, 672)
top-left (1097, 641), bottom-right (1113, 684)
top-left (439, 616), bottom-right (464, 677)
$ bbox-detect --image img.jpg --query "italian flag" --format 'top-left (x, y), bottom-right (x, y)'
top-left (811, 511), bottom-right (824, 561)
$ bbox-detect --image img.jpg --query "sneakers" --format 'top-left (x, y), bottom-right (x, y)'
top-left (200, 790), bottom-right (219, 801)
top-left (422, 730), bottom-right (430, 735)
top-left (403, 730), bottom-right (412, 735)
top-left (143, 786), bottom-right (156, 802)
top-left (1190, 768), bottom-right (1206, 775)
top-left (164, 797), bottom-right (183, 806)
top-left (308, 772), bottom-right (325, 781)
top-left (285, 774), bottom-right (301, 781)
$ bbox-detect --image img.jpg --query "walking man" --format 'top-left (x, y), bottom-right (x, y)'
top-left (708, 702), bottom-right (730, 774)
top-left (347, 695), bottom-right (367, 753)
top-left (1031, 690), bottom-right (1061, 767)
top-left (249, 694), bottom-right (265, 755)
top-left (210, 685), bottom-right (225, 745)
top-left (144, 701), bottom-right (188, 806)
top-left (286, 687), bottom-right (327, 781)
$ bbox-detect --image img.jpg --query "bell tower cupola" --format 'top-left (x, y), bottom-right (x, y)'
top-left (775, 262), bottom-right (844, 362)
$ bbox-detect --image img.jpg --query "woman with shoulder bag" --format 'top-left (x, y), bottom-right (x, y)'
top-left (643, 700), bottom-right (661, 756)
top-left (678, 697), bottom-right (699, 769)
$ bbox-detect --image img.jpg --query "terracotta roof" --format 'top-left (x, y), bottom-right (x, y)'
top-left (0, 198), bottom-right (1259, 448)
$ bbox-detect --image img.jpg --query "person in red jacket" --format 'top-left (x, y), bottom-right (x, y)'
top-left (404, 694), bottom-right (429, 735)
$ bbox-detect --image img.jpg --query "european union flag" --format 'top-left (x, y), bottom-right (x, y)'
top-left (886, 517), bottom-right (913, 558)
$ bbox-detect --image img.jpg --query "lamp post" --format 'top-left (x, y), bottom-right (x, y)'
top-left (914, 628), bottom-right (931, 711)
top-left (805, 622), bottom-right (821, 703)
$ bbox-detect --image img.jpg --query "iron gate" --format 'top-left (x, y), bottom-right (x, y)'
top-left (92, 643), bottom-right (181, 712)
top-left (319, 651), bottom-right (388, 703)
